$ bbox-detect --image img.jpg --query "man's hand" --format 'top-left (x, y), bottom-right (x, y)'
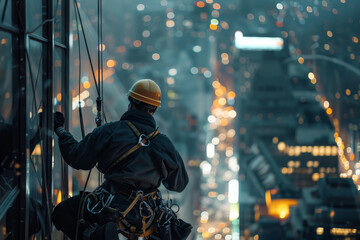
top-left (54, 111), bottom-right (65, 130)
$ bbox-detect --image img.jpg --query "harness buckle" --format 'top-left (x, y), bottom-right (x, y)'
top-left (138, 134), bottom-right (150, 147)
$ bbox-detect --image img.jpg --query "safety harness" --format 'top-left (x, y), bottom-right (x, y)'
top-left (116, 190), bottom-right (159, 239)
top-left (79, 120), bottom-right (161, 239)
top-left (105, 120), bottom-right (159, 174)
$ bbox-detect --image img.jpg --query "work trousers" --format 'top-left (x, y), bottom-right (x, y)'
top-left (52, 194), bottom-right (152, 240)
top-left (52, 194), bottom-right (94, 240)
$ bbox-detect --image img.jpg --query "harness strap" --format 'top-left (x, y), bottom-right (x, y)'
top-left (118, 218), bottom-right (158, 238)
top-left (126, 120), bottom-right (141, 138)
top-left (120, 192), bottom-right (142, 218)
top-left (119, 190), bottom-right (157, 217)
top-left (117, 191), bottom-right (158, 238)
top-left (104, 121), bottom-right (159, 173)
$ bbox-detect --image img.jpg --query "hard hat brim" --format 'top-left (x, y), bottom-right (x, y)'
top-left (128, 90), bottom-right (161, 107)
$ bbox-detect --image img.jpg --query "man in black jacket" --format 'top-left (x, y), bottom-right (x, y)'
top-left (52, 79), bottom-right (189, 240)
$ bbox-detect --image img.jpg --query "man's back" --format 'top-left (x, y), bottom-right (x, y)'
top-left (57, 108), bottom-right (188, 193)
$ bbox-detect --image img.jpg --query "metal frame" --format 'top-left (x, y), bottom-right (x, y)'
top-left (0, 0), bottom-right (70, 239)
top-left (12, 0), bottom-right (29, 238)
top-left (42, 0), bottom-right (55, 237)
top-left (62, 0), bottom-right (70, 206)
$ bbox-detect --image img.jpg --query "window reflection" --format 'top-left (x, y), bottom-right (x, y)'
top-left (26, 0), bottom-right (44, 36)
top-left (0, 31), bottom-right (14, 238)
top-left (54, 0), bottom-right (66, 44)
top-left (28, 39), bottom-right (45, 239)
top-left (0, 0), bottom-right (13, 26)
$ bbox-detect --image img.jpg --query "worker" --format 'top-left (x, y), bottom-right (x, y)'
top-left (52, 79), bottom-right (189, 239)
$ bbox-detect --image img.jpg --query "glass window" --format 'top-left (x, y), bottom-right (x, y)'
top-left (0, 0), bottom-right (13, 26)
top-left (27, 39), bottom-right (45, 238)
top-left (0, 31), bottom-right (14, 236)
top-left (53, 47), bottom-right (65, 202)
top-left (54, 0), bottom-right (66, 44)
top-left (69, 15), bottom-right (103, 194)
top-left (0, 32), bottom-right (13, 121)
top-left (26, 0), bottom-right (44, 36)
top-left (52, 47), bottom-right (66, 239)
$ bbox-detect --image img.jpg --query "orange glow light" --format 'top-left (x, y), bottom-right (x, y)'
top-left (106, 59), bottom-right (116, 68)
top-left (152, 53), bottom-right (160, 61)
top-left (218, 97), bottom-right (226, 105)
top-left (208, 191), bottom-right (218, 198)
top-left (209, 24), bottom-right (217, 30)
top-left (326, 108), bottom-right (333, 115)
top-left (213, 99), bottom-right (220, 107)
top-left (202, 232), bottom-right (211, 238)
top-left (116, 46), bottom-right (126, 53)
top-left (212, 80), bottom-right (221, 88)
top-left (133, 40), bottom-right (142, 47)
top-left (215, 88), bottom-right (224, 97)
top-left (267, 199), bottom-right (298, 220)
top-left (298, 57), bottom-right (304, 64)
top-left (196, 1), bottom-right (205, 8)
top-left (220, 119), bottom-right (228, 126)
top-left (265, 190), bottom-right (272, 207)
top-left (83, 81), bottom-right (91, 89)
top-left (227, 91), bottom-right (236, 99)
top-left (218, 222), bottom-right (226, 228)
top-left (57, 190), bottom-right (62, 204)
top-left (213, 3), bottom-right (221, 9)
top-left (56, 93), bottom-right (62, 102)
top-left (166, 20), bottom-right (175, 28)
top-left (276, 21), bottom-right (284, 28)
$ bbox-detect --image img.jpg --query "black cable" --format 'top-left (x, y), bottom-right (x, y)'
top-left (99, 0), bottom-right (103, 125)
top-left (1, 0), bottom-right (8, 23)
top-left (99, 0), bottom-right (105, 185)
top-left (72, 0), bottom-right (109, 236)
top-left (25, 18), bottom-right (55, 34)
top-left (74, 0), bottom-right (85, 140)
top-left (72, 0), bottom-right (90, 239)
top-left (73, 0), bottom-right (100, 96)
top-left (73, 0), bottom-right (108, 125)
top-left (97, 0), bottom-right (100, 98)
top-left (100, 0), bottom-right (107, 125)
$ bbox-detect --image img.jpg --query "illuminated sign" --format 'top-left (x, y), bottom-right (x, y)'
top-left (228, 179), bottom-right (239, 203)
top-left (234, 31), bottom-right (284, 51)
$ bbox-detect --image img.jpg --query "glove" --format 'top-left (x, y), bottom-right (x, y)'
top-left (54, 111), bottom-right (65, 130)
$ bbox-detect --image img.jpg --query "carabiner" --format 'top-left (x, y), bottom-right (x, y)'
top-left (138, 134), bottom-right (150, 147)
top-left (140, 201), bottom-right (153, 218)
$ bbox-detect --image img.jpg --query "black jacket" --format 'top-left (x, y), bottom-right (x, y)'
top-left (57, 109), bottom-right (188, 193)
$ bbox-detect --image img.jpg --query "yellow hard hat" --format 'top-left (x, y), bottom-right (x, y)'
top-left (128, 79), bottom-right (161, 107)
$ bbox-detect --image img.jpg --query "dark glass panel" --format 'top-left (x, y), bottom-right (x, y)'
top-left (26, 0), bottom-right (44, 36)
top-left (27, 39), bottom-right (45, 238)
top-left (54, 0), bottom-right (65, 43)
top-left (0, 0), bottom-right (13, 26)
top-left (0, 32), bottom-right (14, 238)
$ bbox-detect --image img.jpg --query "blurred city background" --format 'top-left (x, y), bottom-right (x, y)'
top-left (1, 0), bottom-right (360, 239)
